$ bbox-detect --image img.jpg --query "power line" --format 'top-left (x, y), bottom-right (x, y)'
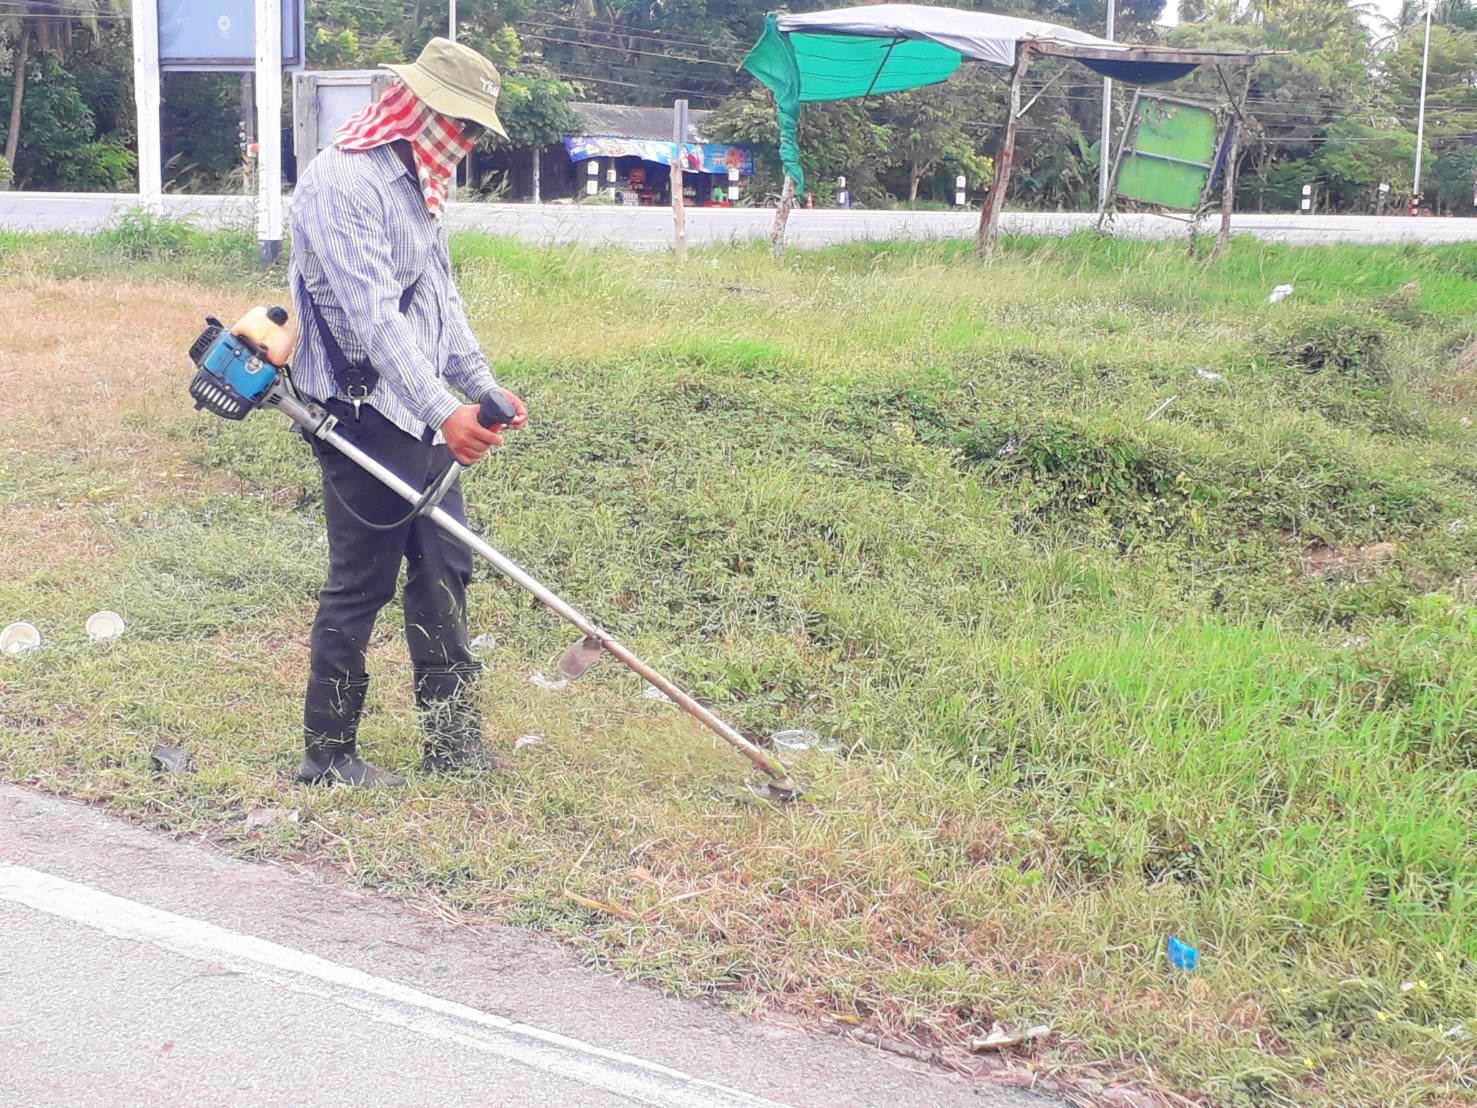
top-left (535, 66), bottom-right (725, 104)
top-left (515, 13), bottom-right (749, 58)
top-left (517, 28), bottom-right (738, 70)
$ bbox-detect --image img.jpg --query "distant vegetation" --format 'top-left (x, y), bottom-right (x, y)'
top-left (3, 0), bottom-right (1477, 211)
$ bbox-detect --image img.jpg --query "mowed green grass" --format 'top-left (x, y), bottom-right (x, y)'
top-left (2, 223), bottom-right (1476, 1106)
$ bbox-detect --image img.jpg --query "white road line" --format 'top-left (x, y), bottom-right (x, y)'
top-left (0, 862), bottom-right (790, 1108)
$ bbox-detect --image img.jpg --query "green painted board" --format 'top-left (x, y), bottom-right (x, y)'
top-left (1117, 98), bottom-right (1219, 212)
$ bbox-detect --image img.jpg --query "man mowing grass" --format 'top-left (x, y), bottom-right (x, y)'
top-left (289, 38), bottom-right (527, 788)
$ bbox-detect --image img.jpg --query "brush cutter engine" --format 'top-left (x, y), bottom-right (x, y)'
top-left (187, 312), bottom-right (285, 421)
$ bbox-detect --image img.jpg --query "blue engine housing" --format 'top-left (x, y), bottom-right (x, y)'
top-left (187, 319), bottom-right (280, 420)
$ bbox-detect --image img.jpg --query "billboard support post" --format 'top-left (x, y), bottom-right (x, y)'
top-left (255, 0), bottom-right (283, 266)
top-left (131, 0), bottom-right (163, 213)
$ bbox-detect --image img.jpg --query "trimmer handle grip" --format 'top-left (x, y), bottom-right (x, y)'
top-left (478, 391), bottom-right (519, 430)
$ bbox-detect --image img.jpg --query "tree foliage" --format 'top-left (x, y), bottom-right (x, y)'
top-left (0, 2), bottom-right (131, 186)
top-left (883, 79), bottom-right (994, 202)
top-left (3, 0), bottom-right (1477, 211)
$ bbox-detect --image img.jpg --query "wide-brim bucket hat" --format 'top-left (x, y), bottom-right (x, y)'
top-left (383, 37), bottom-right (509, 139)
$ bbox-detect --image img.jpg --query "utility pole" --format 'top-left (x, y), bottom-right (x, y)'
top-left (1413, 0), bottom-right (1432, 209)
top-left (1097, 0), bottom-right (1116, 210)
top-left (130, 0), bottom-right (162, 214)
top-left (255, 0), bottom-right (283, 265)
top-left (450, 2), bottom-right (464, 191)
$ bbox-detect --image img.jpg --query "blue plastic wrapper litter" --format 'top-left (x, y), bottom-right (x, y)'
top-left (1167, 936), bottom-right (1199, 971)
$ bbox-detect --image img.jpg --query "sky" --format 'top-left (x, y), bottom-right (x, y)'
top-left (1155, 0), bottom-right (1408, 26)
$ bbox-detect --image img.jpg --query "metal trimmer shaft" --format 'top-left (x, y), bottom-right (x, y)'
top-left (266, 384), bottom-right (798, 799)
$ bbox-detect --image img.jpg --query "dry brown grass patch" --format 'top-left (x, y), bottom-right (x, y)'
top-left (0, 279), bottom-right (267, 500)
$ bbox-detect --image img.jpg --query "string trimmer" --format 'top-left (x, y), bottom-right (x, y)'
top-left (186, 306), bottom-right (798, 802)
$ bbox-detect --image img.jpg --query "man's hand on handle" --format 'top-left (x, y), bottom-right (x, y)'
top-left (440, 388), bottom-right (527, 465)
top-left (489, 388), bottom-right (529, 430)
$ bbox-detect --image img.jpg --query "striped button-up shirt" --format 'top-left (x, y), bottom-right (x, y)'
top-left (288, 143), bottom-right (497, 442)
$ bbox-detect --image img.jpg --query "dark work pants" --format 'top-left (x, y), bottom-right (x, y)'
top-left (307, 399), bottom-right (478, 684)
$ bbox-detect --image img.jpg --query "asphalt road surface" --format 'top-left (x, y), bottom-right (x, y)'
top-left (0, 785), bottom-right (1060, 1108)
top-left (4, 191), bottom-right (1477, 247)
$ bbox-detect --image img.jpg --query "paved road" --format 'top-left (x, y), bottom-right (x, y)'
top-left (4, 190), bottom-right (1477, 247)
top-left (0, 785), bottom-right (1058, 1108)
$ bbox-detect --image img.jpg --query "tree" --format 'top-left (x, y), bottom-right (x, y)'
top-left (1318, 119), bottom-right (1419, 210)
top-left (516, 0), bottom-right (766, 108)
top-left (1384, 22), bottom-right (1477, 143)
top-left (881, 80), bottom-right (992, 203)
top-left (0, 19), bottom-right (135, 190)
top-left (1431, 145), bottom-right (1477, 213)
top-left (305, 3), bottom-right (576, 155)
top-left (496, 66), bottom-right (582, 149)
top-left (1374, 0), bottom-right (1477, 44)
top-left (707, 88), bottom-right (893, 204)
top-left (0, 1), bottom-right (125, 169)
top-left (1167, 12), bottom-right (1379, 212)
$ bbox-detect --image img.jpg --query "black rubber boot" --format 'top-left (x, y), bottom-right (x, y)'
top-left (415, 663), bottom-right (502, 774)
top-left (296, 675), bottom-right (407, 788)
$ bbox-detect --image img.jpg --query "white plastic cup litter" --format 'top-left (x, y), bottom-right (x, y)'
top-left (0, 622), bottom-right (41, 656)
top-left (771, 729), bottom-right (820, 752)
top-left (84, 611), bottom-right (126, 642)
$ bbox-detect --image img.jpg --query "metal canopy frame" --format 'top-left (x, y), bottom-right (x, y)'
top-left (1097, 91), bottom-right (1226, 219)
top-left (755, 6), bottom-right (1267, 258)
top-left (1026, 41), bottom-right (1261, 68)
top-left (975, 44), bottom-right (1260, 259)
top-left (1093, 72), bottom-right (1253, 261)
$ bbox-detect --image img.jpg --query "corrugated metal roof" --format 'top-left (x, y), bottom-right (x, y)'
top-left (568, 102), bottom-right (713, 142)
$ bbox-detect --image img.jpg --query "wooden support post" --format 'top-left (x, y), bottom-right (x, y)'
top-left (130, 0), bottom-right (162, 214)
top-left (977, 46), bottom-right (1030, 259)
top-left (291, 72), bottom-right (318, 174)
top-left (1211, 68), bottom-right (1248, 263)
top-left (672, 98), bottom-right (688, 263)
top-left (770, 174), bottom-right (796, 258)
top-left (1096, 86), bottom-right (1138, 234)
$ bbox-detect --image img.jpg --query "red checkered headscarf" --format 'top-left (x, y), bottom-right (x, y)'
top-left (333, 82), bottom-right (474, 219)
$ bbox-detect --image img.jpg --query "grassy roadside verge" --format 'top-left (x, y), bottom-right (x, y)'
top-left (2, 223), bottom-right (1475, 1106)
